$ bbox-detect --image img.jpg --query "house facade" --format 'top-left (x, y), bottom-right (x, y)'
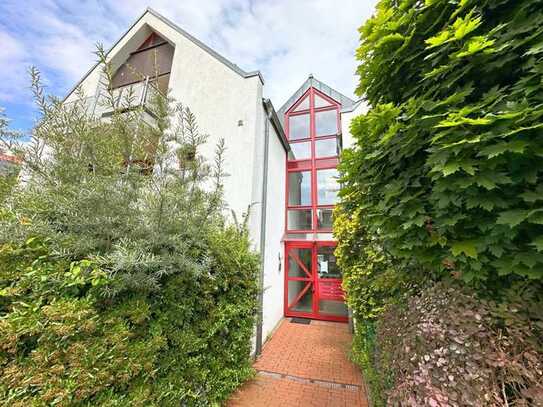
top-left (64, 8), bottom-right (365, 353)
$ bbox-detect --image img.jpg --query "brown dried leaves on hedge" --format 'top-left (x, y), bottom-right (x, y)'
top-left (375, 283), bottom-right (543, 406)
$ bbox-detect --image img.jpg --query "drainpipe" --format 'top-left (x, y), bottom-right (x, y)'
top-left (255, 101), bottom-right (272, 357)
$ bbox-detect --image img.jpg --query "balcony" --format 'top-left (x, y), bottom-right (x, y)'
top-left (65, 79), bottom-right (161, 125)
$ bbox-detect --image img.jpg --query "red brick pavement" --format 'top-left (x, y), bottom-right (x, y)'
top-left (228, 319), bottom-right (368, 407)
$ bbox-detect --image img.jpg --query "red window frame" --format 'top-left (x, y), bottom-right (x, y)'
top-left (285, 87), bottom-right (341, 233)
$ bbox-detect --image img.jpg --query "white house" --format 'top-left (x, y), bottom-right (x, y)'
top-left (64, 8), bottom-right (366, 355)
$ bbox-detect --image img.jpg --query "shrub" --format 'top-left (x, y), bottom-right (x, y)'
top-left (0, 51), bottom-right (258, 406)
top-left (370, 282), bottom-right (543, 406)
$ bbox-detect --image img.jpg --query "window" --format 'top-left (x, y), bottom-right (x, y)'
top-left (317, 246), bottom-right (341, 279)
top-left (315, 109), bottom-right (338, 137)
top-left (315, 137), bottom-right (339, 158)
top-left (317, 169), bottom-right (339, 205)
top-left (314, 93), bottom-right (334, 108)
top-left (111, 33), bottom-right (173, 89)
top-left (317, 208), bottom-right (334, 230)
top-left (288, 171), bottom-right (311, 206)
top-left (293, 96), bottom-right (310, 111)
top-left (287, 209), bottom-right (313, 230)
top-left (287, 247), bottom-right (312, 278)
top-left (289, 142), bottom-right (311, 160)
top-left (289, 114), bottom-right (310, 140)
top-left (285, 87), bottom-right (341, 232)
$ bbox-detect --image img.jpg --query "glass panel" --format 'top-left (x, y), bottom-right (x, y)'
top-left (288, 248), bottom-right (312, 278)
top-left (315, 109), bottom-right (338, 136)
top-left (293, 96), bottom-right (310, 112)
top-left (317, 169), bottom-right (339, 205)
top-left (287, 209), bottom-right (312, 230)
top-left (284, 233), bottom-right (315, 241)
top-left (289, 114), bottom-right (310, 140)
top-left (288, 171), bottom-right (311, 206)
top-left (149, 73), bottom-right (170, 95)
top-left (315, 138), bottom-right (339, 158)
top-left (317, 208), bottom-right (334, 230)
top-left (288, 280), bottom-right (313, 312)
top-left (289, 142), bottom-right (311, 160)
top-left (317, 246), bottom-right (341, 278)
top-left (111, 43), bottom-right (174, 88)
top-left (318, 299), bottom-right (348, 316)
top-left (314, 93), bottom-right (334, 108)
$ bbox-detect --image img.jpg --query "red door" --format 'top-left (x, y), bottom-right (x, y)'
top-left (285, 242), bottom-right (347, 322)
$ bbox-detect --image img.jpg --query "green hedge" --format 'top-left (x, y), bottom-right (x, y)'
top-left (339, 0), bottom-right (543, 285)
top-left (335, 0), bottom-right (543, 404)
top-left (0, 228), bottom-right (258, 406)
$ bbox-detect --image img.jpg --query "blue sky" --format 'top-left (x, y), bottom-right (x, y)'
top-left (0, 0), bottom-right (377, 134)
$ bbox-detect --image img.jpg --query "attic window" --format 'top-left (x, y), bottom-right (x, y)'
top-left (111, 32), bottom-right (174, 90)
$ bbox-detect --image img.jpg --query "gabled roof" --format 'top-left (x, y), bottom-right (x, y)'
top-left (145, 8), bottom-right (263, 83)
top-left (277, 74), bottom-right (358, 125)
top-left (64, 8), bottom-right (263, 100)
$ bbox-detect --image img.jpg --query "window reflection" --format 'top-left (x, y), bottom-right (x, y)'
top-left (287, 209), bottom-right (312, 230)
top-left (288, 171), bottom-right (311, 206)
top-left (315, 138), bottom-right (339, 158)
top-left (314, 94), bottom-right (333, 108)
top-left (289, 114), bottom-right (310, 140)
top-left (289, 142), bottom-right (311, 160)
top-left (317, 169), bottom-right (339, 205)
top-left (315, 110), bottom-right (338, 136)
top-left (293, 96), bottom-right (310, 112)
top-left (317, 208), bottom-right (334, 230)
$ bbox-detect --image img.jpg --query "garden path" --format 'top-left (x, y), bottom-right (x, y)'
top-left (228, 319), bottom-right (368, 407)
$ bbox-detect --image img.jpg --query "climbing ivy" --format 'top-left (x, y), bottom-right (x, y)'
top-left (338, 0), bottom-right (543, 286)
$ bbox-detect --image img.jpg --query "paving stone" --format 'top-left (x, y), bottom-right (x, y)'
top-left (227, 319), bottom-right (368, 406)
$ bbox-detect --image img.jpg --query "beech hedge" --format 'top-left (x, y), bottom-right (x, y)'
top-left (369, 282), bottom-right (543, 406)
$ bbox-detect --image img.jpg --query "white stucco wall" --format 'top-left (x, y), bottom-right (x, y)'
top-left (341, 101), bottom-right (368, 150)
top-left (260, 114), bottom-right (286, 342)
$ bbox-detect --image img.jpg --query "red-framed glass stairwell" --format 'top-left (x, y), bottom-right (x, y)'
top-left (283, 87), bottom-right (347, 322)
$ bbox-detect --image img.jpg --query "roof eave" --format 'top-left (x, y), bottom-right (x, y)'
top-left (263, 98), bottom-right (289, 153)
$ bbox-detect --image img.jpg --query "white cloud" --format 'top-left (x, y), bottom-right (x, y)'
top-left (0, 30), bottom-right (29, 102)
top-left (0, 0), bottom-right (377, 107)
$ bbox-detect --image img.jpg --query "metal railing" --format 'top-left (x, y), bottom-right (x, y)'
top-left (65, 79), bottom-right (160, 120)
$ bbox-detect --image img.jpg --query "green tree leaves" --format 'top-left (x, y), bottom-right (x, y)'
top-left (339, 0), bottom-right (543, 288)
top-left (451, 241), bottom-right (478, 258)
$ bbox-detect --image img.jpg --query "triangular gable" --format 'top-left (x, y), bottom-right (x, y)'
top-left (64, 8), bottom-right (263, 101)
top-left (278, 75), bottom-right (357, 125)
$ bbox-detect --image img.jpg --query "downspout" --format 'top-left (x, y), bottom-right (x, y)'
top-left (255, 101), bottom-right (271, 357)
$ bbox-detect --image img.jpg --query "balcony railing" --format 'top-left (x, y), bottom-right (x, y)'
top-left (65, 79), bottom-right (161, 122)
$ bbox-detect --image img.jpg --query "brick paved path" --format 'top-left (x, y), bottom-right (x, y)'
top-left (228, 319), bottom-right (368, 407)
